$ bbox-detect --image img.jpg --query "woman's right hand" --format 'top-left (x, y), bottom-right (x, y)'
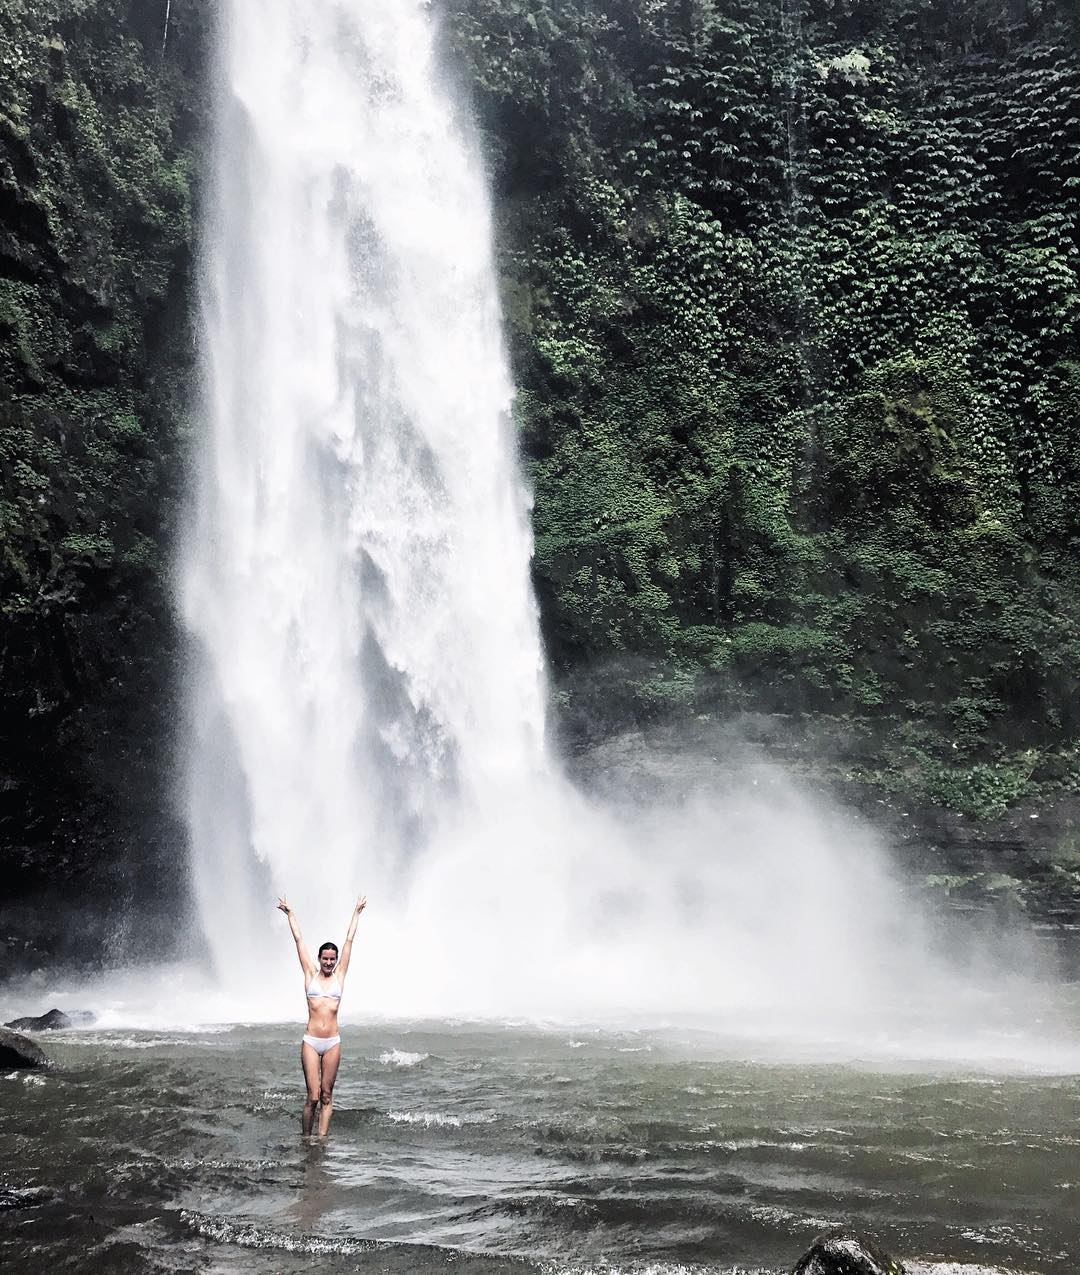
top-left (276, 896), bottom-right (291, 914)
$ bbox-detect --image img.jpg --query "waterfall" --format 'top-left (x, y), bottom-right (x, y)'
top-left (174, 0), bottom-right (1047, 1033)
top-left (180, 0), bottom-right (547, 985)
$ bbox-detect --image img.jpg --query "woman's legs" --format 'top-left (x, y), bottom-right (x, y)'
top-left (300, 1041), bottom-right (322, 1135)
top-left (317, 1044), bottom-right (341, 1136)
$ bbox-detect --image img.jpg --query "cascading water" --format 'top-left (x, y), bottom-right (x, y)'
top-left (174, 0), bottom-right (1063, 1045)
top-left (181, 0), bottom-right (547, 992)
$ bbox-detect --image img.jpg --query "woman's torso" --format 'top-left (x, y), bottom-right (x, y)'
top-left (304, 975), bottom-right (342, 1037)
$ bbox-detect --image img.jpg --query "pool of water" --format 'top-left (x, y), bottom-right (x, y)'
top-left (3, 1021), bottom-right (1079, 1273)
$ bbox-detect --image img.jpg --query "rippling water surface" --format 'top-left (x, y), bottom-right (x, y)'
top-left (3, 1022), bottom-right (1079, 1274)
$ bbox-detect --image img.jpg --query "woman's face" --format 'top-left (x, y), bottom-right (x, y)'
top-left (319, 950), bottom-right (337, 975)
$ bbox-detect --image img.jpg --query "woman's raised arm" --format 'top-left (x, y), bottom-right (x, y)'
top-left (336, 894), bottom-right (367, 979)
top-left (277, 897), bottom-right (316, 977)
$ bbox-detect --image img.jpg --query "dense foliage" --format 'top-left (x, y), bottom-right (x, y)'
top-left (446, 0), bottom-right (1080, 810)
top-left (0, 0), bottom-right (205, 945)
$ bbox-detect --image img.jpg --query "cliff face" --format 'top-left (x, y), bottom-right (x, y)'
top-left (1, 1), bottom-right (1078, 960)
top-left (0, 0), bottom-right (208, 959)
top-left (446, 0), bottom-right (1080, 819)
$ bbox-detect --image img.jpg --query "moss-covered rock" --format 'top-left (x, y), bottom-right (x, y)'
top-left (0, 0), bottom-right (210, 957)
top-left (445, 0), bottom-right (1080, 815)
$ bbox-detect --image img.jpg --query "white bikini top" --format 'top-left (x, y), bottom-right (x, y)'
top-left (306, 976), bottom-right (342, 1001)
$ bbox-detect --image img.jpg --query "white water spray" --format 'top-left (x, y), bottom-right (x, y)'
top-left (181, 0), bottom-right (546, 985)
top-left (175, 0), bottom-right (1064, 1045)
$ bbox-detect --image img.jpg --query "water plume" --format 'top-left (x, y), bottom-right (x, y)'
top-left (181, 0), bottom-right (546, 978)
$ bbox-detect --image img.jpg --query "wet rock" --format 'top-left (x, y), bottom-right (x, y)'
top-left (0, 1027), bottom-right (49, 1069)
top-left (3, 1007), bottom-right (93, 1031)
top-left (792, 1231), bottom-right (905, 1275)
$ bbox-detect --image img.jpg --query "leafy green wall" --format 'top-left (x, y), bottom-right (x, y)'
top-left (0, 0), bottom-right (206, 948)
top-left (446, 0), bottom-right (1080, 811)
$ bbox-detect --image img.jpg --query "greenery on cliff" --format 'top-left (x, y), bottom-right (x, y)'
top-left (1, 0), bottom-right (1078, 953)
top-left (447, 0), bottom-right (1080, 814)
top-left (0, 0), bottom-right (206, 944)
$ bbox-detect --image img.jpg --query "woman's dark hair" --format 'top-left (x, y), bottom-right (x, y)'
top-left (318, 942), bottom-right (339, 957)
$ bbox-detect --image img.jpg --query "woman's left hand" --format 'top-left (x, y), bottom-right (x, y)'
top-left (355, 894), bottom-right (367, 915)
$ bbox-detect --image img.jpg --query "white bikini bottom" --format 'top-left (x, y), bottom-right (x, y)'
top-left (302, 1034), bottom-right (341, 1056)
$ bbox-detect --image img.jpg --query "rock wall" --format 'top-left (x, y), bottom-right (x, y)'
top-left (446, 0), bottom-right (1080, 818)
top-left (0, 0), bottom-right (208, 961)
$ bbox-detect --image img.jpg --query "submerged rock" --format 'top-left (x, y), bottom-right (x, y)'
top-left (4, 1007), bottom-right (93, 1032)
top-left (0, 1027), bottom-right (49, 1069)
top-left (792, 1231), bottom-right (905, 1275)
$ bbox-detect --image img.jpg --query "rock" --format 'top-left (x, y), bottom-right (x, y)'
top-left (3, 1007), bottom-right (93, 1031)
top-left (4, 1008), bottom-right (71, 1031)
top-left (0, 1027), bottom-right (49, 1069)
top-left (792, 1231), bottom-right (906, 1275)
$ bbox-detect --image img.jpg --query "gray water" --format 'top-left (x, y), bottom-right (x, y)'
top-left (3, 1022), bottom-right (1079, 1274)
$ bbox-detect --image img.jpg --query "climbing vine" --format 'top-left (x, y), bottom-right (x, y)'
top-left (447, 0), bottom-right (1080, 778)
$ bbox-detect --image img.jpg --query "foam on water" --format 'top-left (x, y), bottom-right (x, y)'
top-left (386, 1109), bottom-right (463, 1128)
top-left (181, 1212), bottom-right (376, 1256)
top-left (542, 1268), bottom-right (1027, 1275)
top-left (545, 1266), bottom-right (774, 1275)
top-left (908, 1267), bottom-right (1036, 1275)
top-left (5, 965), bottom-right (1080, 1074)
top-left (549, 1258), bottom-right (1031, 1274)
top-left (378, 1048), bottom-right (429, 1067)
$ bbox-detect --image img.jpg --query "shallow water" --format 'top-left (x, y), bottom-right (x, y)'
top-left (2, 1022), bottom-right (1079, 1274)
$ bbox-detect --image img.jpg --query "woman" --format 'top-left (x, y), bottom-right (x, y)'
top-left (277, 893), bottom-right (367, 1135)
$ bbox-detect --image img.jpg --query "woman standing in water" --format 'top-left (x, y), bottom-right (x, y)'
top-left (277, 894), bottom-right (367, 1135)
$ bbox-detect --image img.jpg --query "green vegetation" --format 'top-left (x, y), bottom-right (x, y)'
top-left (0, 0), bottom-right (206, 928)
top-left (446, 0), bottom-right (1080, 807)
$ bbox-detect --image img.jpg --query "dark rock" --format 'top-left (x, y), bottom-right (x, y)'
top-left (3, 1007), bottom-right (92, 1031)
top-left (792, 1231), bottom-right (906, 1275)
top-left (0, 1027), bottom-right (49, 1069)
top-left (4, 1007), bottom-right (70, 1031)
